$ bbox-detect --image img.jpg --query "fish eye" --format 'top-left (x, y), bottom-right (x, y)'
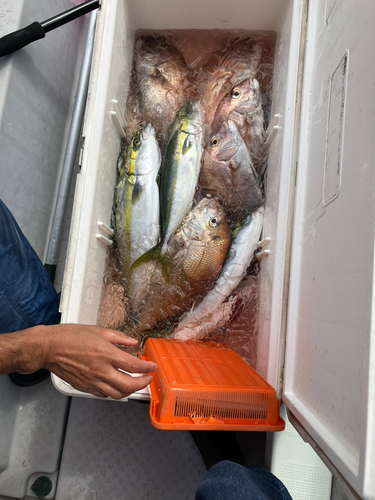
top-left (134, 139), bottom-right (141, 146)
top-left (232, 88), bottom-right (241, 99)
top-left (211, 137), bottom-right (219, 147)
top-left (186, 105), bottom-right (193, 114)
top-left (209, 217), bottom-right (218, 227)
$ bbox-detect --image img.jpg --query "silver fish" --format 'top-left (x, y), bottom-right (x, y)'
top-left (131, 100), bottom-right (204, 283)
top-left (115, 124), bottom-right (161, 311)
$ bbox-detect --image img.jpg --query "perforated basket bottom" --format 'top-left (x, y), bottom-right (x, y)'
top-left (173, 390), bottom-right (269, 420)
top-left (141, 339), bottom-right (285, 431)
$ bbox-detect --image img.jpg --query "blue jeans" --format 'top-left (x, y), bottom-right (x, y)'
top-left (196, 461), bottom-right (293, 500)
top-left (0, 200), bottom-right (60, 334)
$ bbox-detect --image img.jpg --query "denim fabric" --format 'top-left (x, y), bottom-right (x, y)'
top-left (0, 200), bottom-right (60, 334)
top-left (196, 461), bottom-right (293, 500)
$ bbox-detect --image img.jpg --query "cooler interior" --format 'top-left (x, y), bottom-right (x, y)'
top-left (57, 0), bottom-right (304, 398)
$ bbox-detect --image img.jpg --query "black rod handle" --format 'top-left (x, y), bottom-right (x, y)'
top-left (0, 21), bottom-right (45, 58)
top-left (0, 0), bottom-right (100, 58)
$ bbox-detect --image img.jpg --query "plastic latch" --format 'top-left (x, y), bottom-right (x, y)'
top-left (96, 221), bottom-right (114, 247)
top-left (257, 237), bottom-right (270, 260)
top-left (263, 114), bottom-right (282, 146)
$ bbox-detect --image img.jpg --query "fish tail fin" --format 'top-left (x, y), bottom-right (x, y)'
top-left (130, 242), bottom-right (170, 284)
top-left (130, 243), bottom-right (161, 271)
top-left (159, 251), bottom-right (170, 285)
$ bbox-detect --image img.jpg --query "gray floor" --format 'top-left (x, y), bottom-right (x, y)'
top-left (0, 377), bottom-right (69, 500)
top-left (55, 399), bottom-right (207, 500)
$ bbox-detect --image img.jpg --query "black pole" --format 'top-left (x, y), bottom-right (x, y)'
top-left (0, 0), bottom-right (100, 58)
top-left (41, 0), bottom-right (100, 33)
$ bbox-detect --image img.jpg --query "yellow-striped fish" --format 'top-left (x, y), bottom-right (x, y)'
top-left (131, 100), bottom-right (203, 283)
top-left (115, 124), bottom-right (161, 310)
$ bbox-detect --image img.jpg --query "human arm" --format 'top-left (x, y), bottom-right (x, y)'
top-left (0, 324), bottom-right (157, 399)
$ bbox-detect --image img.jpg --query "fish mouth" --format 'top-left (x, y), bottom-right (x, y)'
top-left (142, 123), bottom-right (156, 139)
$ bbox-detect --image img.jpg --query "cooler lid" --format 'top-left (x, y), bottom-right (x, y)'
top-left (284, 0), bottom-right (375, 498)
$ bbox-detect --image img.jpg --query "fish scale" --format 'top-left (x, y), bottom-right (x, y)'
top-left (182, 240), bottom-right (229, 283)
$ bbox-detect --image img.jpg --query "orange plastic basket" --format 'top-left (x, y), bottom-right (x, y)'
top-left (140, 339), bottom-right (285, 431)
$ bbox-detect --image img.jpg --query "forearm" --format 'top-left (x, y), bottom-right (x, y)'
top-left (0, 326), bottom-right (46, 374)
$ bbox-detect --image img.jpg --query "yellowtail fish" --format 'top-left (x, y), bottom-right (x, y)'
top-left (131, 100), bottom-right (204, 283)
top-left (115, 124), bottom-right (161, 312)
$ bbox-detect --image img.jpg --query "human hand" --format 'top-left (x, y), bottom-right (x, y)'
top-left (38, 324), bottom-right (157, 399)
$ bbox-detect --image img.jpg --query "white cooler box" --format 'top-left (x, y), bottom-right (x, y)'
top-left (52, 0), bottom-right (375, 498)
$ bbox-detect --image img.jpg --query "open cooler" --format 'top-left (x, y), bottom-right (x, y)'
top-left (52, 0), bottom-right (375, 498)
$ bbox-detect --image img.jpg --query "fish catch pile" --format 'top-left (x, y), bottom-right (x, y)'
top-left (99, 30), bottom-right (276, 367)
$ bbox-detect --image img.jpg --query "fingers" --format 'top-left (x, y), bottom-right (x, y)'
top-left (121, 374), bottom-right (154, 393)
top-left (47, 324), bottom-right (157, 400)
top-left (113, 350), bottom-right (158, 374)
top-left (87, 388), bottom-right (108, 399)
top-left (96, 373), bottom-right (153, 400)
top-left (94, 329), bottom-right (158, 374)
top-left (95, 382), bottom-right (128, 400)
top-left (67, 380), bottom-right (108, 399)
top-left (93, 327), bottom-right (139, 346)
